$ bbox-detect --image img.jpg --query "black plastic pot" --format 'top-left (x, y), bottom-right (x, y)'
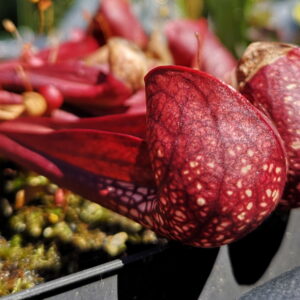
top-left (1, 209), bottom-right (300, 300)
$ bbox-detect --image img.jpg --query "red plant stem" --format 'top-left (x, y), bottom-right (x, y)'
top-left (164, 19), bottom-right (237, 82)
top-left (0, 65), bottom-right (132, 107)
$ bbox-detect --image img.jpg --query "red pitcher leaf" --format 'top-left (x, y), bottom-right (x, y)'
top-left (89, 0), bottom-right (148, 48)
top-left (0, 65), bottom-right (132, 109)
top-left (0, 90), bottom-right (23, 105)
top-left (1, 128), bottom-right (154, 186)
top-left (48, 113), bottom-right (146, 138)
top-left (145, 65), bottom-right (287, 247)
top-left (50, 109), bottom-right (80, 121)
top-left (0, 133), bottom-right (157, 224)
top-left (125, 89), bottom-right (146, 114)
top-left (164, 19), bottom-right (237, 81)
top-left (36, 35), bottom-right (100, 63)
top-left (0, 36), bottom-right (100, 75)
top-left (0, 113), bottom-right (146, 138)
top-left (0, 133), bottom-right (64, 180)
top-left (28, 61), bottom-right (107, 85)
top-left (0, 35), bottom-right (100, 79)
top-left (237, 42), bottom-right (300, 208)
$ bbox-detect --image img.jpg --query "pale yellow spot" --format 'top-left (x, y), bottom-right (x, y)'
top-left (237, 146), bottom-right (242, 151)
top-left (275, 167), bottom-right (282, 174)
top-left (196, 183), bottom-right (203, 190)
top-left (221, 207), bottom-right (229, 213)
top-left (272, 189), bottom-right (279, 202)
top-left (259, 210), bottom-right (269, 216)
top-left (196, 170), bottom-right (201, 175)
top-left (247, 149), bottom-right (254, 157)
top-left (228, 149), bottom-right (235, 156)
top-left (237, 225), bottom-right (247, 231)
top-left (175, 210), bottom-right (185, 219)
top-left (287, 83), bottom-right (297, 90)
top-left (216, 234), bottom-right (224, 241)
top-left (197, 197), bottom-right (206, 206)
top-left (268, 163), bottom-right (274, 173)
top-left (183, 170), bottom-right (189, 175)
top-left (196, 155), bottom-right (202, 160)
top-left (260, 202), bottom-right (267, 207)
top-left (190, 161), bottom-right (198, 168)
top-left (266, 189), bottom-right (272, 197)
top-left (284, 96), bottom-right (293, 102)
top-left (187, 177), bottom-right (192, 181)
top-left (223, 238), bottom-right (234, 244)
top-left (237, 212), bottom-right (246, 220)
top-left (236, 179), bottom-right (243, 188)
top-left (291, 140), bottom-right (300, 150)
top-left (245, 189), bottom-right (252, 197)
top-left (246, 202), bottom-right (253, 210)
top-left (263, 164), bottom-right (268, 171)
top-left (227, 190), bottom-right (233, 196)
top-left (207, 162), bottom-right (215, 168)
top-left (241, 164), bottom-right (252, 175)
top-left (160, 197), bottom-right (167, 205)
top-left (221, 221), bottom-right (231, 227)
top-left (157, 149), bottom-right (164, 157)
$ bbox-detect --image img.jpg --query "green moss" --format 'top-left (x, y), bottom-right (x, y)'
top-left (0, 162), bottom-right (159, 295)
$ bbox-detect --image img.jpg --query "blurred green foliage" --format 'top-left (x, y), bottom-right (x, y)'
top-left (177, 0), bottom-right (204, 19)
top-left (204, 0), bottom-right (249, 56)
top-left (0, 0), bottom-right (290, 56)
top-left (0, 0), bottom-right (74, 36)
top-left (18, 0), bottom-right (74, 33)
top-left (177, 0), bottom-right (250, 57)
top-left (0, 0), bottom-right (18, 38)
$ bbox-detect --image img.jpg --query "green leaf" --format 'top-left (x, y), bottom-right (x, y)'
top-left (205, 0), bottom-right (250, 56)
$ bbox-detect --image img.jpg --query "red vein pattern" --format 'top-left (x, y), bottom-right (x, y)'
top-left (238, 43), bottom-right (300, 208)
top-left (0, 66), bottom-right (288, 247)
top-left (145, 66), bottom-right (287, 247)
